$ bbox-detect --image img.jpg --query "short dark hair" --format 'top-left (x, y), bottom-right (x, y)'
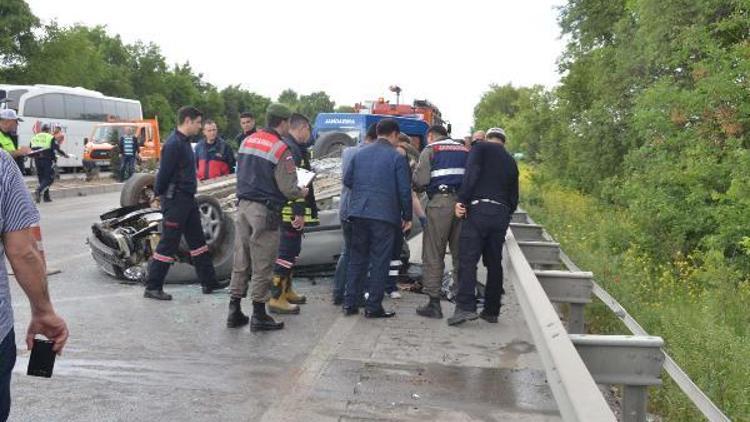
top-left (240, 112), bottom-right (255, 120)
top-left (177, 106), bottom-right (203, 125)
top-left (427, 125), bottom-right (448, 138)
top-left (376, 119), bottom-right (400, 137)
top-left (267, 114), bottom-right (288, 129)
top-left (289, 113), bottom-right (310, 129)
top-left (365, 124), bottom-right (377, 141)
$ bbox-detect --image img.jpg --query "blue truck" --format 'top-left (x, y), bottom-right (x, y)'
top-left (312, 112), bottom-right (430, 158)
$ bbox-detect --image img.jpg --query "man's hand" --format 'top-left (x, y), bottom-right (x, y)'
top-left (455, 203), bottom-right (467, 219)
top-left (13, 146), bottom-right (31, 157)
top-left (27, 311), bottom-right (68, 355)
top-left (300, 187), bottom-right (309, 198)
top-left (292, 215), bottom-right (305, 230)
top-left (402, 220), bottom-right (412, 233)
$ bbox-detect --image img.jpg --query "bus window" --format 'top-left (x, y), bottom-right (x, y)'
top-left (127, 102), bottom-right (141, 120)
top-left (43, 94), bottom-right (65, 119)
top-left (115, 101), bottom-right (128, 120)
top-left (23, 96), bottom-right (45, 117)
top-left (84, 97), bottom-right (105, 121)
top-left (102, 99), bottom-right (117, 120)
top-left (64, 94), bottom-right (84, 120)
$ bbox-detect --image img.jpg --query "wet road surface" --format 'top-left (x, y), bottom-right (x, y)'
top-left (8, 192), bottom-right (560, 421)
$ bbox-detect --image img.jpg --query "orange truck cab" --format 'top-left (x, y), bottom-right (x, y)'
top-left (84, 119), bottom-right (161, 166)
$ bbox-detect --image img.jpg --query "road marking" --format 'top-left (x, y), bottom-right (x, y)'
top-left (259, 313), bottom-right (359, 422)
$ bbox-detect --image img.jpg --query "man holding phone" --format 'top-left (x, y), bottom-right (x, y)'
top-left (0, 149), bottom-right (69, 420)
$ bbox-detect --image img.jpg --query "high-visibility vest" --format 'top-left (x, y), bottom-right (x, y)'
top-left (30, 132), bottom-right (54, 150)
top-left (0, 131), bottom-right (16, 153)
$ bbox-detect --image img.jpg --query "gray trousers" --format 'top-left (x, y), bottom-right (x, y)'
top-left (421, 193), bottom-right (461, 298)
top-left (229, 200), bottom-right (281, 302)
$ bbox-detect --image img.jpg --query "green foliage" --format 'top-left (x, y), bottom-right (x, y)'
top-left (0, 0), bottom-right (38, 65)
top-left (473, 1), bottom-right (750, 419)
top-left (277, 89), bottom-right (335, 122)
top-left (335, 105), bottom-right (356, 113)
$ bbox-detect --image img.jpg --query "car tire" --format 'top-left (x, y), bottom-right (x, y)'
top-left (120, 173), bottom-right (157, 208)
top-left (313, 132), bottom-right (355, 159)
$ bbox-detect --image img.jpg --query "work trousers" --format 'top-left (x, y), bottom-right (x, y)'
top-left (421, 193), bottom-right (462, 298)
top-left (35, 158), bottom-right (54, 200)
top-left (386, 229), bottom-right (403, 294)
top-left (345, 218), bottom-right (395, 312)
top-left (146, 194), bottom-right (216, 291)
top-left (274, 227), bottom-right (303, 277)
top-left (455, 202), bottom-right (511, 316)
top-left (229, 200), bottom-right (280, 302)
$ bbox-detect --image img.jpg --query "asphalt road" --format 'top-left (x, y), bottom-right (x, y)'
top-left (7, 192), bottom-right (560, 421)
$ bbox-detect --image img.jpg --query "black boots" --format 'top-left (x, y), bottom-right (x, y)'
top-left (227, 297), bottom-right (249, 328)
top-left (203, 279), bottom-right (230, 294)
top-left (144, 289), bottom-right (173, 301)
top-left (416, 297), bottom-right (443, 319)
top-left (250, 301), bottom-right (284, 332)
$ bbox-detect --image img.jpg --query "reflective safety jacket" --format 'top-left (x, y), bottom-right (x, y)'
top-left (280, 136), bottom-right (319, 227)
top-left (0, 131), bottom-right (16, 153)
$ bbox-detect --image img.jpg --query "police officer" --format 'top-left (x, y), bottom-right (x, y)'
top-left (0, 109), bottom-right (31, 167)
top-left (143, 106), bottom-right (227, 301)
top-left (412, 125), bottom-right (468, 318)
top-left (270, 113), bottom-right (319, 314)
top-left (118, 126), bottom-right (139, 181)
top-left (226, 103), bottom-right (306, 331)
top-left (30, 124), bottom-right (69, 203)
top-left (448, 127), bottom-right (519, 326)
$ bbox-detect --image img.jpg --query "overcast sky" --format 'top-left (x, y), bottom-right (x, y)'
top-left (27, 0), bottom-right (565, 135)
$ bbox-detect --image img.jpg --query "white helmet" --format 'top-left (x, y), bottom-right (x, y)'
top-left (486, 127), bottom-right (506, 141)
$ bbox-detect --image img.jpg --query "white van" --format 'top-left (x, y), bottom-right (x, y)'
top-left (0, 84), bottom-right (142, 171)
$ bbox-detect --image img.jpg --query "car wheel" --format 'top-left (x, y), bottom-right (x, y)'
top-left (313, 132), bottom-right (355, 159)
top-left (120, 173), bottom-right (158, 208)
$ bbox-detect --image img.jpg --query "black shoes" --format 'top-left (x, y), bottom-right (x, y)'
top-left (202, 279), bottom-right (230, 294)
top-left (447, 308), bottom-right (479, 326)
top-left (479, 311), bottom-right (498, 323)
top-left (250, 313), bottom-right (284, 332)
top-left (364, 308), bottom-right (396, 319)
top-left (144, 289), bottom-right (173, 301)
top-left (416, 297), bottom-right (443, 319)
top-left (227, 297), bottom-right (249, 328)
top-left (342, 306), bottom-right (358, 316)
top-left (332, 296), bottom-right (344, 306)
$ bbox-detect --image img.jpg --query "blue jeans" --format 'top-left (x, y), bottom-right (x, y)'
top-left (332, 220), bottom-right (352, 301)
top-left (120, 155), bottom-right (136, 181)
top-left (345, 218), bottom-right (396, 312)
top-left (0, 329), bottom-right (16, 422)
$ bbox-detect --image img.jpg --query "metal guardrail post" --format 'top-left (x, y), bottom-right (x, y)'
top-left (517, 240), bottom-right (561, 266)
top-left (509, 222), bottom-right (545, 241)
top-left (534, 270), bottom-right (593, 334)
top-left (505, 232), bottom-right (617, 421)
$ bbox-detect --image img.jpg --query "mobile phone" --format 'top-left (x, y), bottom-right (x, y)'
top-left (27, 339), bottom-right (56, 378)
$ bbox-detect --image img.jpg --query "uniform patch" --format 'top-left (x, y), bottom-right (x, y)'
top-left (284, 155), bottom-right (296, 173)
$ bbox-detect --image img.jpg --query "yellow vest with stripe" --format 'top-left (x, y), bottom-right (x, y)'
top-left (282, 197), bottom-right (319, 225)
top-left (30, 132), bottom-right (54, 150)
top-left (0, 131), bottom-right (15, 153)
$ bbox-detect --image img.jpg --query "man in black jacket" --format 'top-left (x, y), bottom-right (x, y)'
top-left (144, 106), bottom-right (227, 301)
top-left (448, 127), bottom-right (519, 326)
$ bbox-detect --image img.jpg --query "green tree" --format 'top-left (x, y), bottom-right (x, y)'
top-left (298, 91), bottom-right (335, 121)
top-left (0, 0), bottom-right (38, 66)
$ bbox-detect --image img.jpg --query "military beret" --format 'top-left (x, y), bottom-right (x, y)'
top-left (266, 103), bottom-right (292, 120)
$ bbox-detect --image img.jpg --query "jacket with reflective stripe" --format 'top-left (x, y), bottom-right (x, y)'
top-left (427, 138), bottom-right (468, 193)
top-left (280, 136), bottom-right (319, 226)
top-left (236, 129), bottom-right (289, 207)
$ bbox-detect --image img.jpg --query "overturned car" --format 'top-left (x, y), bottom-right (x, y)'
top-left (88, 157), bottom-right (422, 284)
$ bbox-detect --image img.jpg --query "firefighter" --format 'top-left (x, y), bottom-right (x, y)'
top-left (226, 103), bottom-right (306, 331)
top-left (118, 126), bottom-right (140, 181)
top-left (448, 127), bottom-right (519, 326)
top-left (143, 106), bottom-right (227, 301)
top-left (30, 124), bottom-right (69, 203)
top-left (412, 125), bottom-right (468, 318)
top-left (195, 119), bottom-right (235, 181)
top-left (270, 113), bottom-right (319, 314)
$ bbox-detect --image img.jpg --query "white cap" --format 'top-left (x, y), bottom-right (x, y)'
top-left (486, 127), bottom-right (506, 141)
top-left (0, 109), bottom-right (23, 122)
